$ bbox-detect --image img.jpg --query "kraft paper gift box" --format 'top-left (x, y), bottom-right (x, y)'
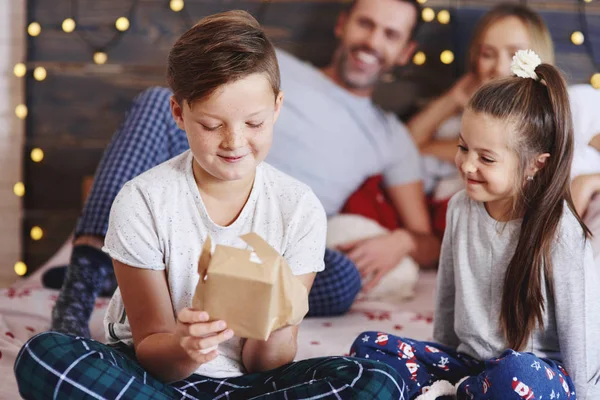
top-left (192, 233), bottom-right (309, 341)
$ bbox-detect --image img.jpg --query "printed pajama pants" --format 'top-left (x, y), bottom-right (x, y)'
top-left (351, 331), bottom-right (576, 400)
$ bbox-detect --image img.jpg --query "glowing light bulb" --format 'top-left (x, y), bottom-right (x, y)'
top-left (115, 17), bottom-right (130, 32)
top-left (591, 73), bottom-right (600, 89)
top-left (417, 0), bottom-right (427, 4)
top-left (422, 8), bottom-right (435, 22)
top-left (28, 22), bottom-right (41, 37)
top-left (14, 63), bottom-right (26, 77)
top-left (14, 262), bottom-right (27, 276)
top-left (571, 31), bottom-right (584, 45)
top-left (30, 226), bottom-right (43, 241)
top-left (413, 51), bottom-right (426, 65)
top-left (31, 148), bottom-right (44, 162)
top-left (440, 50), bottom-right (454, 65)
top-left (62, 18), bottom-right (76, 33)
top-left (170, 0), bottom-right (184, 12)
top-left (437, 10), bottom-right (451, 24)
top-left (33, 67), bottom-right (47, 81)
top-left (13, 182), bottom-right (25, 197)
top-left (15, 105), bottom-right (28, 119)
top-left (93, 52), bottom-right (108, 65)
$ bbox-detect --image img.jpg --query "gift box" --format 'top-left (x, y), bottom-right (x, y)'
top-left (192, 233), bottom-right (309, 341)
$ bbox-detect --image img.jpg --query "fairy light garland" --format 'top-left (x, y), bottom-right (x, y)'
top-left (12, 0), bottom-right (600, 276)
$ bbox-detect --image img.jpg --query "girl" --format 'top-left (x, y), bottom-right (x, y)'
top-left (350, 51), bottom-right (600, 399)
top-left (408, 3), bottom-right (554, 196)
top-left (14, 11), bottom-right (404, 400)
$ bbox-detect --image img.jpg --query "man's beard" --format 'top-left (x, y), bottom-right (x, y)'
top-left (336, 47), bottom-right (387, 90)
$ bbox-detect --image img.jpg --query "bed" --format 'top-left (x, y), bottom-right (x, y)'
top-left (0, 238), bottom-right (437, 398)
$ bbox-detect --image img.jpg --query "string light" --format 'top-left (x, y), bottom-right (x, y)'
top-left (584, 0), bottom-right (592, 3)
top-left (62, 18), bottom-right (76, 33)
top-left (413, 51), bottom-right (426, 65)
top-left (115, 17), bottom-right (130, 32)
top-left (422, 8), bottom-right (435, 22)
top-left (30, 226), bottom-right (44, 241)
top-left (591, 73), bottom-right (600, 89)
top-left (170, 0), bottom-right (184, 12)
top-left (13, 182), bottom-right (25, 197)
top-left (27, 22), bottom-right (41, 37)
top-left (31, 148), bottom-right (44, 162)
top-left (437, 10), bottom-right (451, 24)
top-left (417, 0), bottom-right (428, 3)
top-left (14, 262), bottom-right (27, 276)
top-left (93, 51), bottom-right (108, 65)
top-left (571, 31), bottom-right (585, 45)
top-left (440, 50), bottom-right (454, 64)
top-left (13, 63), bottom-right (26, 77)
top-left (33, 67), bottom-right (47, 81)
top-left (15, 105), bottom-right (28, 119)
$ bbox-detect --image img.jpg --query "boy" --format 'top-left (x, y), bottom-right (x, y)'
top-left (14, 10), bottom-right (405, 399)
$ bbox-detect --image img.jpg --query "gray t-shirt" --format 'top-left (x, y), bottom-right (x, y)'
top-left (434, 190), bottom-right (600, 399)
top-left (266, 49), bottom-right (421, 216)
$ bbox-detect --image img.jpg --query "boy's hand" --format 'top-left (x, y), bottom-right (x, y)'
top-left (176, 308), bottom-right (234, 364)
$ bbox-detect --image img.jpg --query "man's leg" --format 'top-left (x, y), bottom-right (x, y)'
top-left (49, 87), bottom-right (189, 338)
top-left (307, 248), bottom-right (362, 317)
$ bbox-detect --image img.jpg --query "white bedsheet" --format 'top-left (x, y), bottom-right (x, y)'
top-left (0, 238), bottom-right (436, 398)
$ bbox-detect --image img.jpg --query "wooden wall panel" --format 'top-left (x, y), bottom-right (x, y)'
top-left (23, 0), bottom-right (600, 272)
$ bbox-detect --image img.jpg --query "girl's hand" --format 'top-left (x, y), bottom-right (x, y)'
top-left (448, 73), bottom-right (480, 109)
top-left (176, 308), bottom-right (234, 364)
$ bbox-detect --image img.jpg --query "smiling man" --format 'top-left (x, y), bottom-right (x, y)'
top-left (48, 0), bottom-right (441, 339)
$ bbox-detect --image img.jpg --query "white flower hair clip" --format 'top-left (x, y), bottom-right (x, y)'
top-left (511, 49), bottom-right (542, 80)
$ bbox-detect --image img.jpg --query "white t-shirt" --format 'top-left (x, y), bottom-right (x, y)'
top-left (102, 150), bottom-right (327, 378)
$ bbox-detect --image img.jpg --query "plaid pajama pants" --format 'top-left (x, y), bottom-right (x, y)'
top-left (14, 332), bottom-right (408, 400)
top-left (74, 87), bottom-right (361, 317)
top-left (351, 331), bottom-right (577, 399)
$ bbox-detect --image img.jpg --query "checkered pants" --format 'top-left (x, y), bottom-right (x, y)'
top-left (14, 332), bottom-right (408, 400)
top-left (351, 331), bottom-right (576, 399)
top-left (73, 87), bottom-right (361, 317)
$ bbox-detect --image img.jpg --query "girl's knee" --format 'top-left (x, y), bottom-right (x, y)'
top-left (486, 350), bottom-right (539, 372)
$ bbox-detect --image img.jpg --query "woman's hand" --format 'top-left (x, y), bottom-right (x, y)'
top-left (571, 174), bottom-right (600, 217)
top-left (176, 308), bottom-right (234, 364)
top-left (448, 73), bottom-right (480, 109)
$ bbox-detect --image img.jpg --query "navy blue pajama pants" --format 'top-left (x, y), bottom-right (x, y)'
top-left (351, 331), bottom-right (576, 399)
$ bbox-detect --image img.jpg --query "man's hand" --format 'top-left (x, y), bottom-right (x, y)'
top-left (337, 230), bottom-right (416, 293)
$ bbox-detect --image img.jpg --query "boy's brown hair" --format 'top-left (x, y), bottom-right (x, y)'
top-left (167, 10), bottom-right (280, 106)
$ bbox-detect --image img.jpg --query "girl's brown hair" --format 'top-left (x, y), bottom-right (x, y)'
top-left (468, 3), bottom-right (554, 73)
top-left (467, 64), bottom-right (590, 351)
top-left (167, 10), bottom-right (280, 106)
